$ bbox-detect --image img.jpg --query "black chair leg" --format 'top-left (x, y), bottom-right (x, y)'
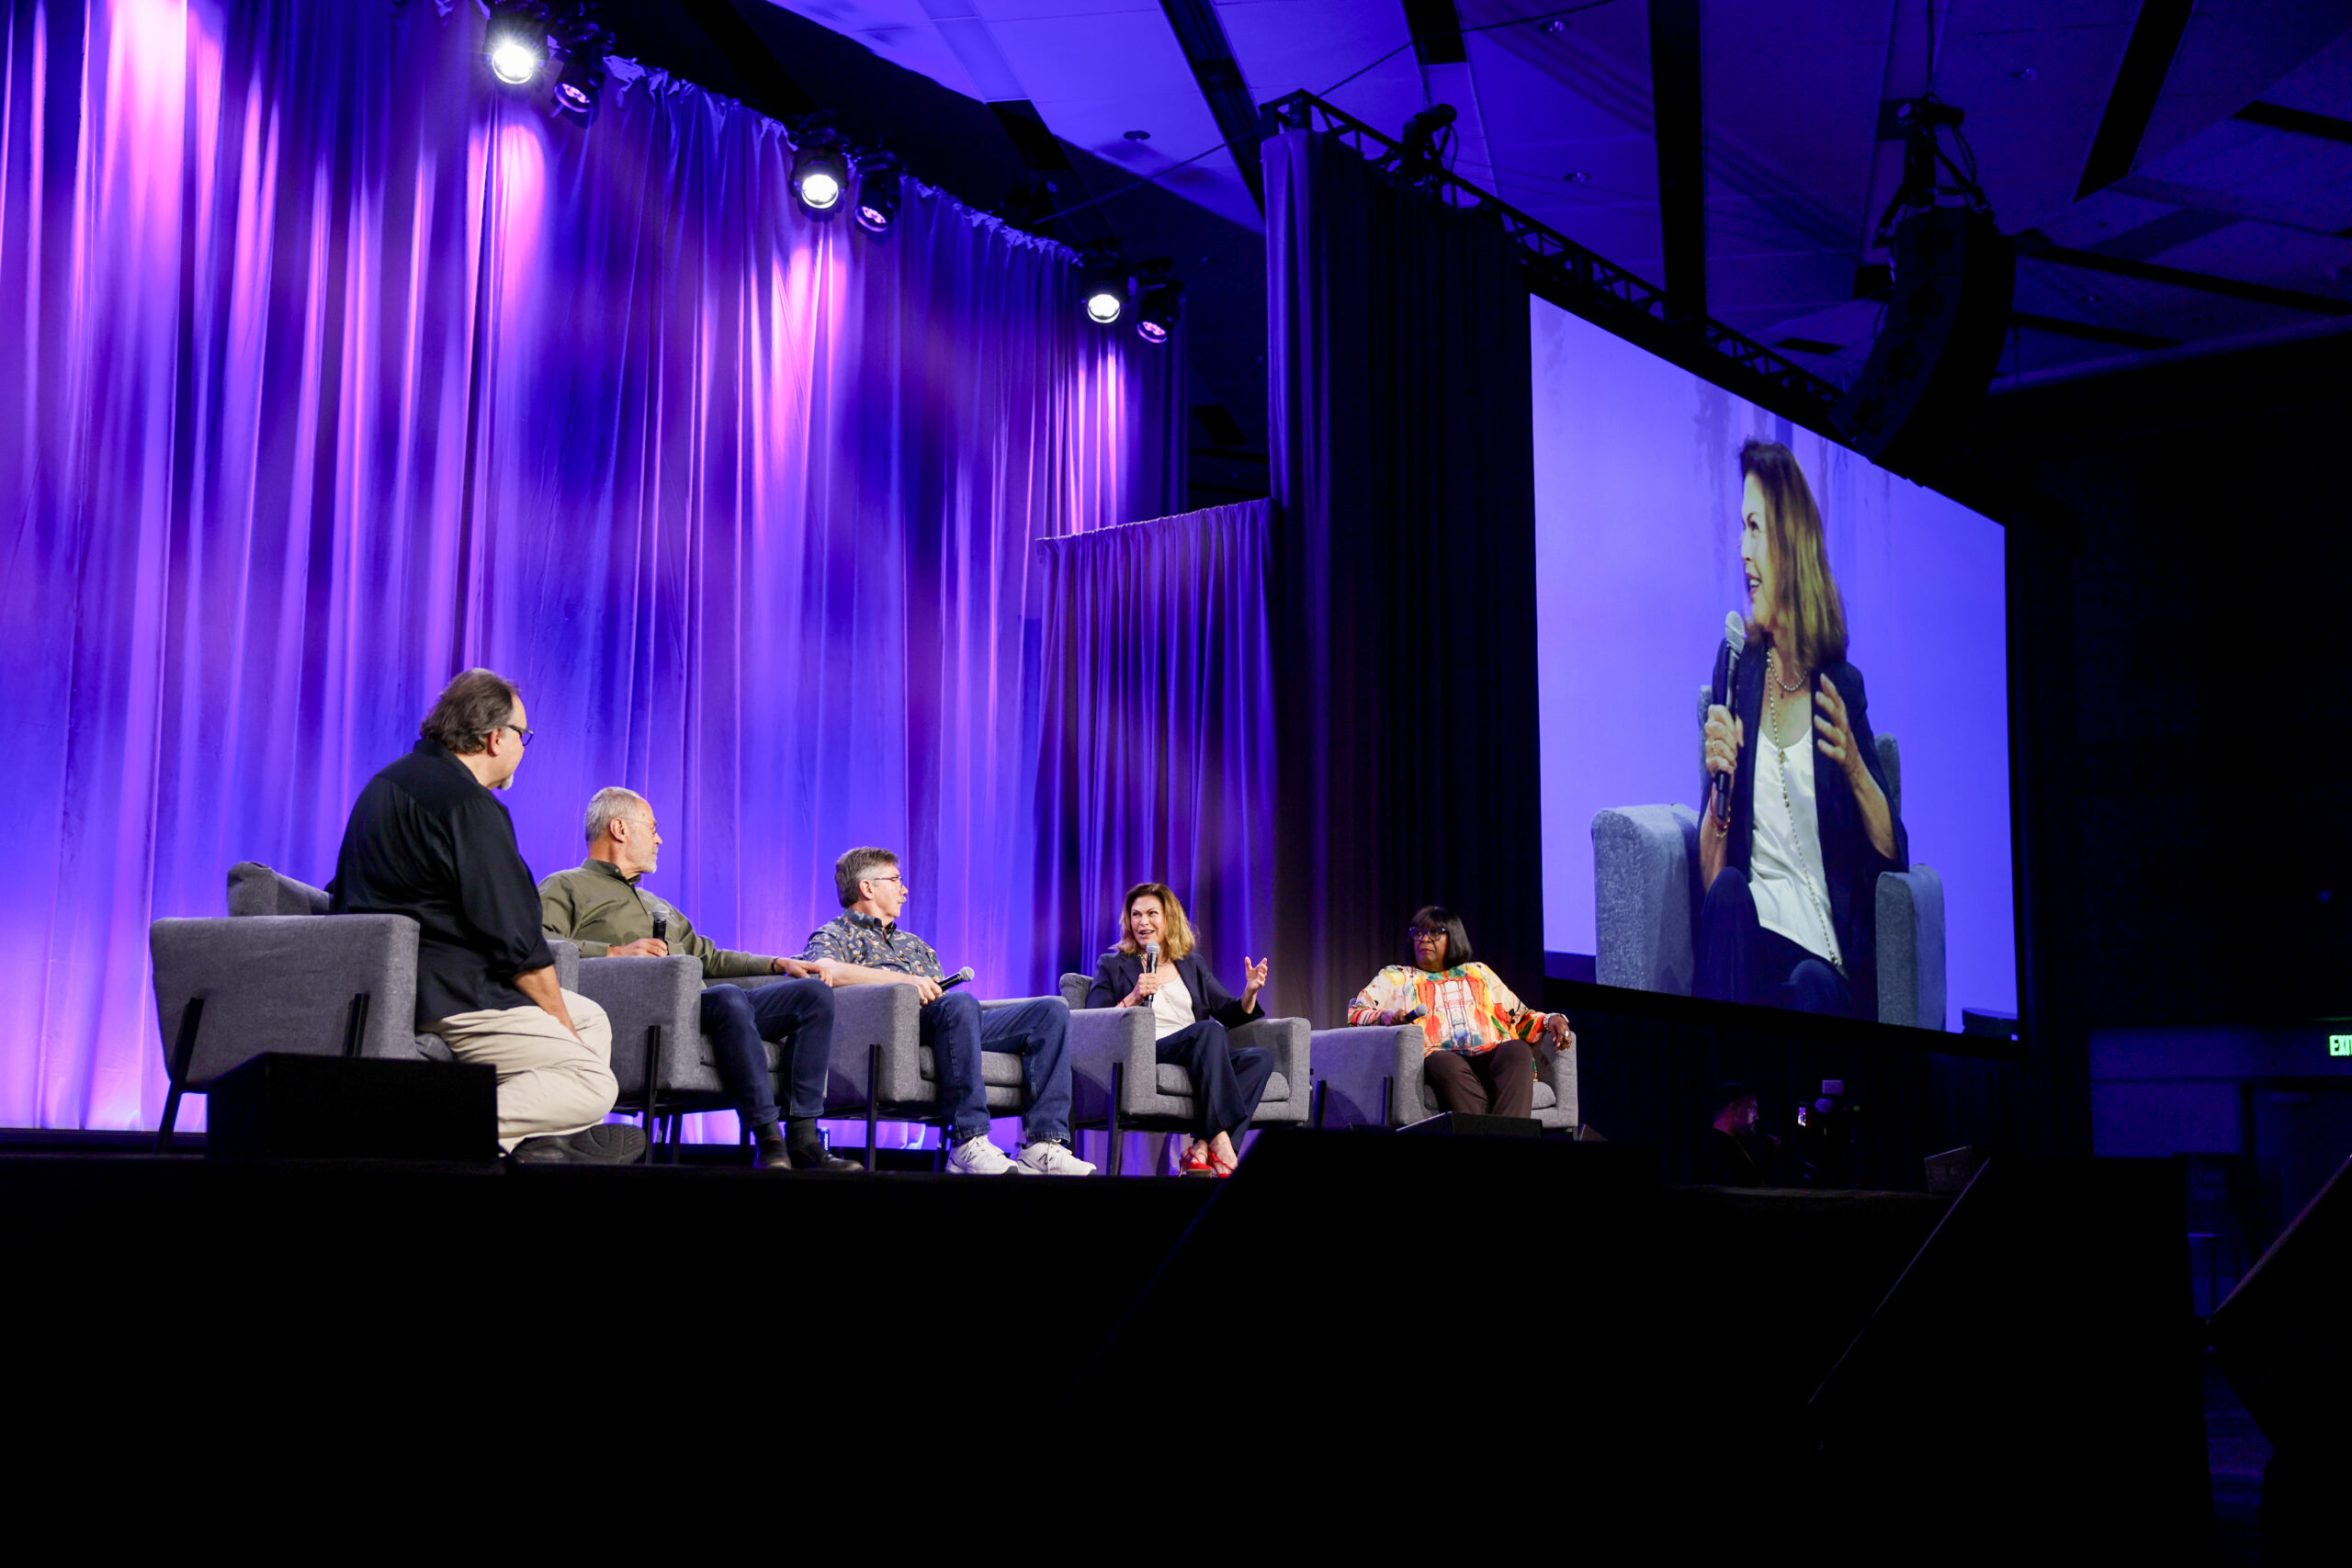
top-left (865, 1043), bottom-right (880, 1173)
top-left (156, 998), bottom-right (205, 1154)
top-left (1108, 1062), bottom-right (1124, 1177)
top-left (1312, 1077), bottom-right (1328, 1131)
top-left (1379, 1074), bottom-right (1394, 1129)
top-left (155, 1086), bottom-right (184, 1155)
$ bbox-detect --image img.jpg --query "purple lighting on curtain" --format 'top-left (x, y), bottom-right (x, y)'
top-left (0, 0), bottom-right (1179, 1130)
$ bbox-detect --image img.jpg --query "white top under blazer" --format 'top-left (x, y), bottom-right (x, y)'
top-left (1750, 705), bottom-right (1844, 968)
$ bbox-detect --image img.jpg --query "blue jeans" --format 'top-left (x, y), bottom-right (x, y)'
top-left (1156, 1018), bottom-right (1274, 1139)
top-left (921, 991), bottom-right (1072, 1145)
top-left (699, 977), bottom-right (836, 1131)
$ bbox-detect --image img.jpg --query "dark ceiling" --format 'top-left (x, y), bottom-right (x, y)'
top-left (564, 1), bottom-right (2352, 507)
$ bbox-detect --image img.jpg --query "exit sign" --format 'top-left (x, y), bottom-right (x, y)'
top-left (2333, 1034), bottom-right (2352, 1058)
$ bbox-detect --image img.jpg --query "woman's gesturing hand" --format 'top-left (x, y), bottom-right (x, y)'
top-left (1125, 968), bottom-right (1167, 1007)
top-left (1703, 703), bottom-right (1745, 784)
top-left (1545, 1013), bottom-right (1577, 1051)
top-left (1813, 674), bottom-right (1864, 784)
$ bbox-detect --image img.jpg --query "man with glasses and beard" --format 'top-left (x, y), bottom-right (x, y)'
top-left (329, 668), bottom-right (642, 1164)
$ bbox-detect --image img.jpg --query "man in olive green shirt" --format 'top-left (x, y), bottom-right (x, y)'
top-left (539, 787), bottom-right (856, 1170)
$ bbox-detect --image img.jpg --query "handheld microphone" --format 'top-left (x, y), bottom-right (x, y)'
top-left (938, 966), bottom-right (976, 990)
top-left (1144, 941), bottom-right (1161, 975)
top-left (1711, 611), bottom-right (1746, 825)
top-left (650, 915), bottom-right (669, 942)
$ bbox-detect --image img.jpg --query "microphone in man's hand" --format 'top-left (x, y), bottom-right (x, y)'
top-left (938, 966), bottom-right (976, 990)
top-left (1711, 610), bottom-right (1747, 825)
top-left (650, 915), bottom-right (668, 942)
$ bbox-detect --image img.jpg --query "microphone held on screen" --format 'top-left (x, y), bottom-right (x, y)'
top-left (1144, 941), bottom-right (1161, 975)
top-left (1711, 611), bottom-right (1746, 825)
top-left (938, 966), bottom-right (976, 990)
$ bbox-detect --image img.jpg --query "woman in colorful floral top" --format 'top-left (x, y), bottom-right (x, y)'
top-left (1345, 906), bottom-right (1575, 1120)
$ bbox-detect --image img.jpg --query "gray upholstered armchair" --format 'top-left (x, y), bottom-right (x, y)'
top-left (148, 863), bottom-right (580, 1149)
top-left (1307, 1023), bottom-right (1579, 1132)
top-left (1590, 718), bottom-right (1947, 1030)
top-left (585, 965), bottom-right (922, 1169)
top-left (1055, 973), bottom-right (1311, 1175)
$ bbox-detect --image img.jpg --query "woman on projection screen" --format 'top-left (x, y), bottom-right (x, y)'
top-left (1697, 439), bottom-right (1907, 1020)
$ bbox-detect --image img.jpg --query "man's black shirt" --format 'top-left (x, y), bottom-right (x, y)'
top-left (330, 739), bottom-right (555, 1027)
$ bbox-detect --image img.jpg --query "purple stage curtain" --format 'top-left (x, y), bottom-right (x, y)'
top-left (0, 0), bottom-right (1179, 1130)
top-left (1263, 129), bottom-right (1544, 1028)
top-left (1033, 502), bottom-right (1275, 1169)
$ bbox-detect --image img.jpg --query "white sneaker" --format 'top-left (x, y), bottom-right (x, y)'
top-left (1016, 1140), bottom-right (1098, 1177)
top-left (946, 1134), bottom-right (1017, 1175)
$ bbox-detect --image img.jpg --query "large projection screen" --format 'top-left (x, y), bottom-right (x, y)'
top-left (1532, 295), bottom-right (2015, 1032)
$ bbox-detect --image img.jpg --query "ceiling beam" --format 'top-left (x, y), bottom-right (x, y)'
top-left (2018, 234), bottom-right (2352, 317)
top-left (2076, 0), bottom-right (2196, 199)
top-left (1400, 0), bottom-right (1467, 66)
top-left (1156, 0), bottom-right (1265, 210)
top-left (2233, 100), bottom-right (2352, 145)
top-left (2010, 312), bottom-right (2180, 351)
top-left (1646, 0), bottom-right (1705, 325)
top-left (677, 0), bottom-right (816, 119)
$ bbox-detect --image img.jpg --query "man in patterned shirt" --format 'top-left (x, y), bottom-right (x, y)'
top-left (802, 846), bottom-right (1093, 1175)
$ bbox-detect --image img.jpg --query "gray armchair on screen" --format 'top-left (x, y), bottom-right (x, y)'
top-left (582, 966), bottom-right (922, 1170)
top-left (1590, 703), bottom-right (1946, 1029)
top-left (1053, 973), bottom-right (1312, 1175)
top-left (1306, 1023), bottom-right (1579, 1133)
top-left (148, 863), bottom-right (581, 1150)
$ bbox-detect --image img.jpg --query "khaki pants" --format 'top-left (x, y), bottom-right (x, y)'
top-left (429, 990), bottom-right (616, 1151)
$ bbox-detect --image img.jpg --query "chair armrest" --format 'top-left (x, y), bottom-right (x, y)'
top-left (979, 995), bottom-right (1058, 1009)
top-left (1875, 866), bottom-right (1946, 1031)
top-left (576, 954), bottom-right (702, 1098)
top-left (1065, 1005), bottom-right (1154, 1126)
top-left (831, 982), bottom-right (925, 1108)
top-left (1308, 1025), bottom-right (1422, 1129)
top-left (547, 939), bottom-right (581, 992)
top-left (1592, 805), bottom-right (1700, 995)
top-left (1535, 1034), bottom-right (1579, 1128)
top-left (151, 915), bottom-right (421, 1085)
top-left (1231, 1015), bottom-right (1308, 1091)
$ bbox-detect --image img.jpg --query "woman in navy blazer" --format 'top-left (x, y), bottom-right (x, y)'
top-left (1698, 440), bottom-right (1908, 1020)
top-left (1085, 882), bottom-right (1272, 1178)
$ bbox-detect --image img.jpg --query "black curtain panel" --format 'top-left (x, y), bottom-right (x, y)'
top-left (1263, 130), bottom-right (1544, 1029)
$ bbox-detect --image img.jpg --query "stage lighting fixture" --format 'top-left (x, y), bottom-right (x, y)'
top-left (486, 3), bottom-right (547, 86)
top-left (793, 131), bottom-right (849, 214)
top-left (1080, 259), bottom-right (1127, 325)
top-left (1134, 277), bottom-right (1182, 344)
top-left (547, 11), bottom-right (611, 125)
top-left (854, 153), bottom-right (902, 234)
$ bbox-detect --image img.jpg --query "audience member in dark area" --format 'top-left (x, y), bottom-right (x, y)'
top-left (330, 669), bottom-right (643, 1165)
top-left (1698, 1081), bottom-right (1774, 1186)
top-left (803, 846), bottom-right (1094, 1176)
top-left (1345, 906), bottom-right (1574, 1119)
top-left (1698, 439), bottom-right (1906, 1020)
top-left (538, 786), bottom-right (858, 1171)
top-left (1086, 881), bottom-right (1272, 1178)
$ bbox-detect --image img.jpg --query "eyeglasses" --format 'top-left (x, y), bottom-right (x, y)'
top-left (503, 724), bottom-right (535, 748)
top-left (1408, 928), bottom-right (1447, 942)
top-left (863, 872), bottom-right (903, 886)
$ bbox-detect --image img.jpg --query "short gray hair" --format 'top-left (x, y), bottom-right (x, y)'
top-left (584, 786), bottom-right (650, 845)
top-left (834, 846), bottom-right (899, 908)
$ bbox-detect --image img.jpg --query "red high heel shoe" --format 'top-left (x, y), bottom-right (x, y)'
top-left (1208, 1147), bottom-right (1239, 1179)
top-left (1181, 1142), bottom-right (1215, 1177)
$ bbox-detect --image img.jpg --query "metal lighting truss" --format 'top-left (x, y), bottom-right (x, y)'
top-left (1261, 90), bottom-right (1846, 435)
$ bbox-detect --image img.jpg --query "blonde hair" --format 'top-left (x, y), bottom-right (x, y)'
top-left (1115, 882), bottom-right (1196, 961)
top-left (1740, 439), bottom-right (1848, 677)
